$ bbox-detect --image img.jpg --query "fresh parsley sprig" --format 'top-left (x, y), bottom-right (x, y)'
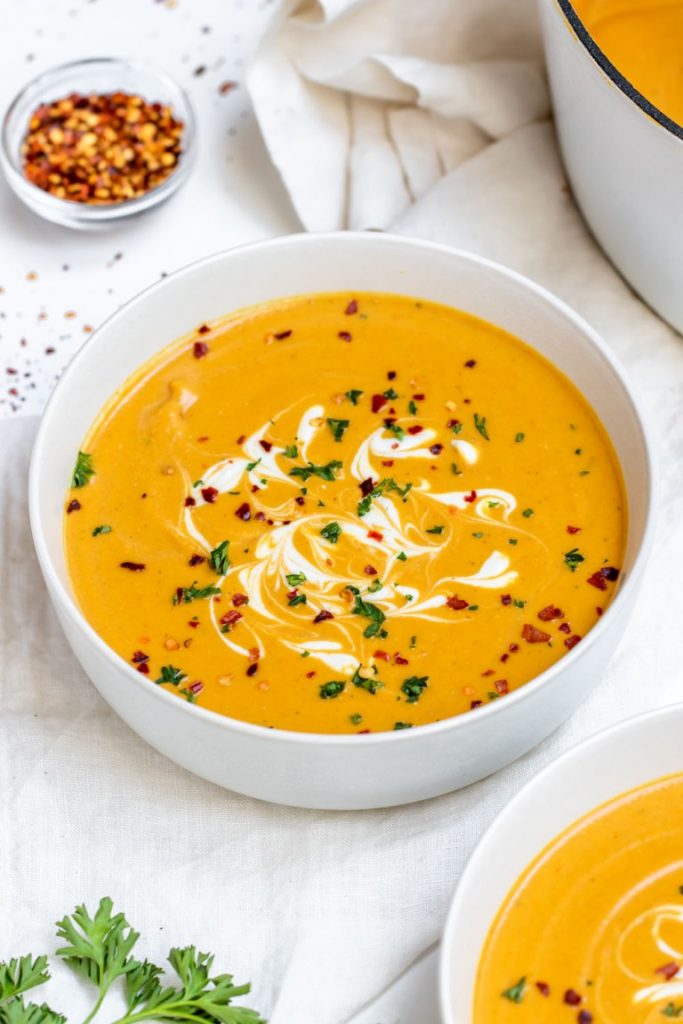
top-left (71, 452), bottom-right (95, 489)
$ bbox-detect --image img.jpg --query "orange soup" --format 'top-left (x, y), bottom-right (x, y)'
top-left (476, 774), bottom-right (683, 1023)
top-left (572, 0), bottom-right (683, 126)
top-left (64, 293), bottom-right (625, 733)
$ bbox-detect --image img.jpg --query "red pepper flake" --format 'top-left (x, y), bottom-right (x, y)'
top-left (345, 299), bottom-right (358, 315)
top-left (471, 700), bottom-right (483, 709)
top-left (235, 502), bottom-right (251, 521)
top-left (364, 565), bottom-right (378, 576)
top-left (429, 443), bottom-right (443, 455)
top-left (482, 669), bottom-right (494, 677)
top-left (500, 653), bottom-right (509, 663)
top-left (184, 496), bottom-right (196, 507)
top-left (220, 609), bottom-right (242, 627)
top-left (201, 486), bottom-right (218, 504)
top-left (66, 498), bottom-right (81, 513)
top-left (259, 439), bottom-right (273, 453)
top-left (359, 728), bottom-right (371, 734)
top-left (197, 324), bottom-right (211, 335)
top-left (522, 623), bottom-right (551, 643)
top-left (558, 621), bottom-right (571, 634)
top-left (567, 524), bottom-right (581, 534)
top-left (313, 609), bottom-right (334, 624)
top-left (501, 594), bottom-right (512, 606)
top-left (371, 394), bottom-right (387, 413)
top-left (188, 619), bottom-right (200, 629)
top-left (360, 477), bottom-right (375, 496)
top-left (495, 679), bottom-right (509, 694)
top-left (188, 554), bottom-right (205, 567)
top-left (251, 485), bottom-right (260, 494)
top-left (596, 606), bottom-right (603, 617)
top-left (394, 654), bottom-right (409, 665)
top-left (565, 634), bottom-right (582, 649)
top-left (218, 80), bottom-right (238, 95)
top-left (193, 341), bottom-right (209, 359)
top-left (286, 589), bottom-right (299, 602)
top-left (367, 529), bottom-right (384, 542)
top-left (538, 605), bottom-right (563, 621)
top-left (578, 1012), bottom-right (593, 1024)
top-left (237, 434), bottom-right (246, 445)
top-left (509, 643), bottom-right (519, 653)
top-left (136, 661), bottom-right (150, 675)
top-left (120, 561), bottom-right (145, 572)
top-left (382, 460), bottom-right (394, 467)
top-left (246, 663), bottom-right (258, 677)
top-left (447, 595), bottom-right (468, 610)
top-left (536, 982), bottom-right (550, 997)
top-left (564, 990), bottom-right (582, 1006)
top-left (338, 330), bottom-right (352, 342)
top-left (232, 593), bottom-right (249, 607)
top-left (655, 962), bottom-right (680, 980)
top-left (408, 425), bottom-right (423, 435)
top-left (374, 650), bottom-right (390, 661)
top-left (305, 670), bottom-right (316, 679)
top-left (413, 393), bottom-right (425, 401)
top-left (464, 359), bottom-right (476, 368)
top-left (295, 496), bottom-right (305, 506)
top-left (464, 490), bottom-right (477, 503)
top-left (447, 418), bottom-right (460, 428)
top-left (255, 511), bottom-right (266, 521)
top-left (274, 330), bottom-right (292, 340)
top-left (131, 650), bottom-right (149, 663)
top-left (387, 370), bottom-right (396, 380)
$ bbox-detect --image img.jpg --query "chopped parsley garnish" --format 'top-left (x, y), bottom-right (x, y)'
top-left (320, 522), bottom-right (342, 544)
top-left (564, 547), bottom-right (585, 571)
top-left (397, 551), bottom-right (407, 562)
top-left (474, 413), bottom-right (489, 440)
top-left (246, 458), bottom-right (261, 471)
top-left (350, 713), bottom-right (363, 725)
top-left (92, 524), bottom-right (111, 536)
top-left (155, 665), bottom-right (186, 686)
top-left (514, 599), bottom-right (526, 608)
top-left (172, 582), bottom-right (221, 605)
top-left (351, 665), bottom-right (383, 693)
top-left (451, 462), bottom-right (462, 476)
top-left (384, 421), bottom-right (405, 441)
top-left (451, 422), bottom-right (463, 435)
top-left (662, 1002), bottom-right (683, 1017)
top-left (487, 501), bottom-right (499, 508)
top-left (319, 681), bottom-right (345, 699)
top-left (502, 977), bottom-right (526, 1004)
top-left (409, 635), bottom-right (417, 648)
top-left (393, 722), bottom-right (413, 730)
top-left (521, 508), bottom-right (534, 518)
top-left (71, 450), bottom-right (94, 488)
top-left (401, 675), bottom-right (429, 703)
top-left (286, 572), bottom-right (306, 586)
top-left (301, 650), bottom-right (310, 658)
top-left (515, 432), bottom-right (525, 443)
top-left (509, 538), bottom-right (518, 546)
top-left (283, 444), bottom-right (298, 459)
top-left (426, 525), bottom-right (444, 535)
top-left (349, 587), bottom-right (386, 639)
top-left (472, 532), bottom-right (484, 539)
top-left (408, 400), bottom-right (418, 415)
top-left (383, 387), bottom-right (399, 400)
top-left (327, 417), bottom-right (350, 442)
top-left (289, 460), bottom-right (342, 482)
top-left (288, 592), bottom-right (307, 607)
top-left (179, 686), bottom-right (198, 704)
top-left (367, 578), bottom-right (382, 593)
top-left (579, 469), bottom-right (591, 476)
top-left (468, 604), bottom-right (479, 611)
top-left (209, 539), bottom-right (230, 575)
top-left (345, 389), bottom-right (363, 405)
top-left (192, 479), bottom-right (204, 488)
top-left (358, 477), bottom-right (412, 517)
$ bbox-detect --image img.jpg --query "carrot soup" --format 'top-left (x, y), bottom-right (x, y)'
top-left (64, 293), bottom-right (626, 733)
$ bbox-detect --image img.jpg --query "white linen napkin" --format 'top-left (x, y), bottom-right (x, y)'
top-left (248, 0), bottom-right (549, 230)
top-left (3, 6), bottom-right (683, 1022)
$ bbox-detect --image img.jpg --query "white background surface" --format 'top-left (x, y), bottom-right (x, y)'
top-left (0, 0), bottom-right (298, 419)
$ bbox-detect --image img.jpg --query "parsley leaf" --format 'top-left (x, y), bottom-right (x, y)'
top-left (245, 458), bottom-right (261, 472)
top-left (351, 666), bottom-right (383, 694)
top-left (283, 444), bottom-right (298, 459)
top-left (0, 957), bottom-right (50, 1004)
top-left (209, 540), bottom-right (230, 575)
top-left (319, 681), bottom-right (345, 699)
top-left (286, 572), bottom-right (306, 587)
top-left (345, 390), bottom-right (363, 405)
top-left (426, 525), bottom-right (444, 535)
top-left (384, 422), bottom-right (405, 441)
top-left (71, 451), bottom-right (94, 489)
top-left (320, 522), bottom-right (342, 544)
top-left (350, 591), bottom-right (386, 638)
top-left (393, 722), bottom-right (413, 730)
top-left (408, 400), bottom-right (417, 415)
top-left (155, 666), bottom-right (186, 687)
top-left (401, 676), bottom-right (429, 703)
top-left (289, 460), bottom-right (342, 482)
top-left (515, 432), bottom-right (525, 443)
top-left (564, 548), bottom-right (585, 572)
top-left (502, 977), bottom-right (526, 1004)
top-left (357, 477), bottom-right (412, 517)
top-left (288, 593), bottom-right (307, 607)
top-left (383, 387), bottom-right (399, 400)
top-left (92, 525), bottom-right (112, 537)
top-left (474, 413), bottom-right (490, 441)
top-left (326, 418), bottom-right (350, 443)
top-left (1, 999), bottom-right (66, 1024)
top-left (172, 583), bottom-right (221, 605)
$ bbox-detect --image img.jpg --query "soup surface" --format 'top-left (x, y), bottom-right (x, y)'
top-left (64, 293), bottom-right (625, 733)
top-left (572, 0), bottom-right (683, 125)
top-left (475, 774), bottom-right (683, 1023)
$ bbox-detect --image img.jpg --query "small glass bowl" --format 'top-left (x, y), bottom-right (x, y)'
top-left (0, 57), bottom-right (197, 229)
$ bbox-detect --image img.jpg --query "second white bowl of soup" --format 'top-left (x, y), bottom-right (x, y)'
top-left (29, 233), bottom-right (653, 808)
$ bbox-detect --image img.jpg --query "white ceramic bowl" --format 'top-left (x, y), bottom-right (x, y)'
top-left (440, 703), bottom-right (683, 1022)
top-left (29, 233), bottom-right (654, 810)
top-left (539, 0), bottom-right (683, 333)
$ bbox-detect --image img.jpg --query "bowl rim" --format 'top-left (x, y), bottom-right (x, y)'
top-left (553, 0), bottom-right (683, 142)
top-left (28, 230), bottom-right (657, 749)
top-left (0, 55), bottom-right (197, 221)
top-left (437, 701), bottom-right (683, 1022)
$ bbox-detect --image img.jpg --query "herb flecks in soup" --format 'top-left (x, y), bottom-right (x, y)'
top-left (476, 774), bottom-right (683, 1023)
top-left (64, 293), bottom-right (625, 733)
top-left (573, 0), bottom-right (683, 126)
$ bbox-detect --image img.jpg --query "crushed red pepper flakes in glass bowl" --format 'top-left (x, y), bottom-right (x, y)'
top-left (0, 58), bottom-right (196, 229)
